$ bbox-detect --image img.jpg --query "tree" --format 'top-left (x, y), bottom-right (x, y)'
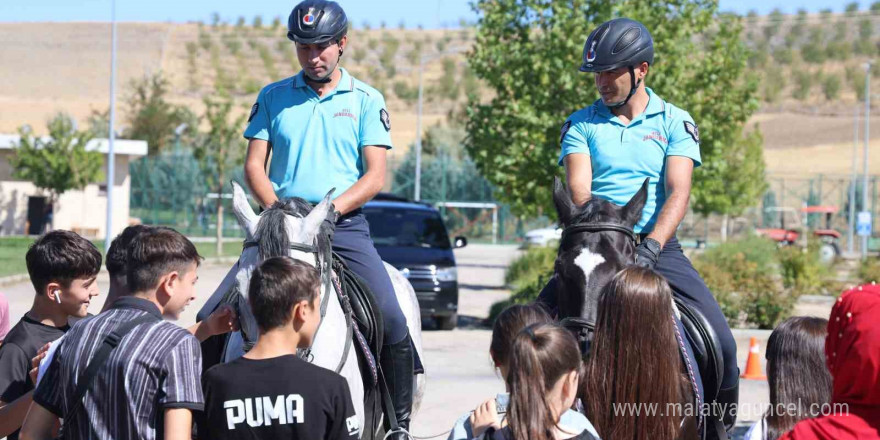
top-left (822, 74), bottom-right (842, 100)
top-left (860, 18), bottom-right (873, 39)
top-left (252, 15), bottom-right (263, 29)
top-left (272, 16), bottom-right (282, 29)
top-left (465, 0), bottom-right (764, 223)
top-left (10, 114), bottom-right (104, 229)
top-left (211, 12), bottom-right (221, 27)
top-left (793, 71), bottom-right (814, 101)
top-left (873, 1), bottom-right (880, 12)
top-left (123, 73), bottom-right (196, 155)
top-left (192, 94), bottom-right (247, 255)
top-left (845, 2), bottom-right (861, 14)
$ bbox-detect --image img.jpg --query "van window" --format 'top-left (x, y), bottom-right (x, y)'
top-left (364, 207), bottom-right (451, 249)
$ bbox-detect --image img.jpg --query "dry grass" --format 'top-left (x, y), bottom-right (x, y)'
top-left (1, 22), bottom-right (878, 174)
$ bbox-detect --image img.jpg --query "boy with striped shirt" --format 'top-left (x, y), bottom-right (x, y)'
top-left (21, 228), bottom-right (205, 440)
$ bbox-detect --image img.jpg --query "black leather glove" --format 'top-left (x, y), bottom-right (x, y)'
top-left (634, 238), bottom-right (662, 269)
top-left (323, 204), bottom-right (340, 241)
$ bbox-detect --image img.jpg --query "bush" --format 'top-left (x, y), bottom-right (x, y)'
top-left (792, 71), bottom-right (814, 101)
top-left (821, 75), bottom-right (841, 100)
top-left (777, 244), bottom-right (827, 293)
top-left (504, 245), bottom-right (555, 289)
top-left (858, 259), bottom-right (880, 283)
top-left (693, 236), bottom-right (796, 329)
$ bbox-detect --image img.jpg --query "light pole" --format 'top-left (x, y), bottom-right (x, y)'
top-left (849, 106), bottom-right (859, 255)
top-left (862, 62), bottom-right (872, 260)
top-left (104, 0), bottom-right (118, 254)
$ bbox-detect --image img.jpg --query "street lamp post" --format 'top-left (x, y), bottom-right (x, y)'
top-left (104, 0), bottom-right (118, 254)
top-left (862, 62), bottom-right (872, 260)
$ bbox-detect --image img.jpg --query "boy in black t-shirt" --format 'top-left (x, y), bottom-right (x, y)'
top-left (0, 230), bottom-right (101, 439)
top-left (201, 257), bottom-right (360, 440)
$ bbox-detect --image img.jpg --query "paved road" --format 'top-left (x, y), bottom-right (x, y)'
top-left (2, 244), bottom-right (837, 440)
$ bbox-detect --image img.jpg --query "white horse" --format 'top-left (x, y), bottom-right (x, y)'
top-left (200, 182), bottom-right (425, 437)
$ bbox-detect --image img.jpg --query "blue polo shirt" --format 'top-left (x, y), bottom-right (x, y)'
top-left (558, 88), bottom-right (701, 233)
top-left (244, 68), bottom-right (392, 203)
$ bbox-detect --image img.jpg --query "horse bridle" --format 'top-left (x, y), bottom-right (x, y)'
top-left (561, 222), bottom-right (637, 243)
top-left (242, 237), bottom-right (350, 372)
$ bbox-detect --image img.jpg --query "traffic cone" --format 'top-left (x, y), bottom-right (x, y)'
top-left (741, 337), bottom-right (766, 380)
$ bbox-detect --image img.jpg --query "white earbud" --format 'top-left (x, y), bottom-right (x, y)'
top-left (54, 290), bottom-right (62, 304)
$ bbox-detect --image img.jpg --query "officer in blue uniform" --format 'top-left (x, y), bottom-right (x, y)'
top-left (538, 17), bottom-right (739, 432)
top-left (242, 1), bottom-right (413, 437)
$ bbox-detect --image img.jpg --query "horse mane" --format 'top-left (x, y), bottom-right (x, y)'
top-left (254, 198), bottom-right (332, 262)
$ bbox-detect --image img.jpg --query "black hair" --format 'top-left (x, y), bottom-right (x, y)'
top-left (26, 230), bottom-right (102, 294)
top-left (248, 256), bottom-right (320, 332)
top-left (106, 224), bottom-right (153, 278)
top-left (126, 228), bottom-right (202, 294)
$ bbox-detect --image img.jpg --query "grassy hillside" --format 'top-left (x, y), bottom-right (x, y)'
top-left (3, 12), bottom-right (880, 176)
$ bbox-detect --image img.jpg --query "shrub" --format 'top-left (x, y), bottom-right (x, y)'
top-left (777, 244), bottom-right (827, 293)
top-left (858, 259), bottom-right (880, 283)
top-left (821, 74), bottom-right (841, 100)
top-left (504, 245), bottom-right (555, 289)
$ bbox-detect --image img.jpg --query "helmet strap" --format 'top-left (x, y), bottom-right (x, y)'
top-left (606, 65), bottom-right (641, 109)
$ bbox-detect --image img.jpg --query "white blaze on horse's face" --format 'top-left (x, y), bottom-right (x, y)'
top-left (574, 248), bottom-right (605, 285)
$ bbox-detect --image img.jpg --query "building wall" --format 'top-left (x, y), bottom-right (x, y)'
top-left (0, 151), bottom-right (134, 239)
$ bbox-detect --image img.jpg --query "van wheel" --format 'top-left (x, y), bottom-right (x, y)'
top-left (436, 314), bottom-right (457, 330)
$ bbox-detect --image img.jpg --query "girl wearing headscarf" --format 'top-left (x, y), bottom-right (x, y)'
top-left (780, 283), bottom-right (880, 440)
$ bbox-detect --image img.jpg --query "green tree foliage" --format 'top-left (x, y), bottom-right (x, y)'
top-left (465, 0), bottom-right (763, 217)
top-left (873, 1), bottom-right (880, 12)
top-left (380, 35), bottom-right (401, 78)
top-left (845, 2), bottom-right (861, 14)
top-left (185, 42), bottom-right (200, 92)
top-left (433, 58), bottom-right (460, 101)
top-left (211, 12), bottom-right (221, 27)
top-left (762, 72), bottom-right (786, 104)
top-left (272, 16), bottom-right (282, 29)
top-left (772, 46), bottom-right (794, 64)
top-left (393, 81), bottom-right (419, 104)
top-left (123, 73), bottom-right (196, 155)
top-left (748, 42), bottom-right (770, 68)
top-left (821, 74), bottom-right (842, 100)
top-left (193, 94), bottom-right (247, 255)
top-left (793, 71), bottom-right (814, 101)
top-left (198, 29), bottom-right (213, 51)
top-left (10, 114), bottom-right (104, 219)
top-left (859, 18), bottom-right (873, 39)
top-left (848, 66), bottom-right (868, 100)
top-left (252, 15), bottom-right (263, 29)
top-left (801, 28), bottom-right (827, 64)
top-left (764, 8), bottom-right (784, 40)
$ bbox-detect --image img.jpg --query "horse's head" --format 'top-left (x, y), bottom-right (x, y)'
top-left (230, 181), bottom-right (335, 295)
top-left (552, 177), bottom-right (648, 322)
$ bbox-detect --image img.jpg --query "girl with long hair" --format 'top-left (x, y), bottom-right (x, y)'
top-left (471, 323), bottom-right (595, 440)
top-left (780, 284), bottom-right (880, 440)
top-left (583, 267), bottom-right (697, 440)
top-left (745, 317), bottom-right (831, 440)
top-left (448, 305), bottom-right (597, 440)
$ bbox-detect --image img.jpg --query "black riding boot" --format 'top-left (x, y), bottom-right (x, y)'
top-left (718, 382), bottom-right (739, 431)
top-left (380, 330), bottom-right (414, 439)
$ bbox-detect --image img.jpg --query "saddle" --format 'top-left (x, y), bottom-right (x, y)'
top-left (332, 253), bottom-right (384, 386)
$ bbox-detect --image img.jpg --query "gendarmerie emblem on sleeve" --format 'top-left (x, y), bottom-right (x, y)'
top-left (684, 121), bottom-right (699, 144)
top-left (380, 109), bottom-right (391, 132)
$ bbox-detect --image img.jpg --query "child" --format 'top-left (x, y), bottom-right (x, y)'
top-left (471, 323), bottom-right (593, 440)
top-left (780, 284), bottom-right (880, 440)
top-left (745, 317), bottom-right (831, 440)
top-left (102, 225), bottom-right (237, 340)
top-left (201, 256), bottom-right (360, 440)
top-left (584, 267), bottom-right (697, 440)
top-left (22, 227), bottom-right (204, 440)
top-left (0, 230), bottom-right (101, 440)
top-left (448, 304), bottom-right (598, 440)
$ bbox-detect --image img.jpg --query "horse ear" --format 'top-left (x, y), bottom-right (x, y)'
top-left (622, 178), bottom-right (649, 226)
top-left (553, 177), bottom-right (576, 226)
top-left (301, 188), bottom-right (336, 242)
top-left (231, 181), bottom-right (259, 239)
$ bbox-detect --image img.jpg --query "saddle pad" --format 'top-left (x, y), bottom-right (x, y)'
top-left (334, 254), bottom-right (385, 357)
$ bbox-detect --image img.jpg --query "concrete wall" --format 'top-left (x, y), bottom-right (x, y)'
top-left (0, 151), bottom-right (135, 239)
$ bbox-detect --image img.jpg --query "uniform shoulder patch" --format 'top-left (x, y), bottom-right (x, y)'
top-left (380, 109), bottom-right (391, 132)
top-left (683, 121), bottom-right (699, 144)
top-left (560, 120), bottom-right (572, 144)
top-left (248, 103), bottom-right (259, 123)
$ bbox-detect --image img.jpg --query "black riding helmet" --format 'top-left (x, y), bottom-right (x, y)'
top-left (579, 18), bottom-right (654, 108)
top-left (287, 0), bottom-right (348, 45)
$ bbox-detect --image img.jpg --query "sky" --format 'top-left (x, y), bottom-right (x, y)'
top-left (0, 0), bottom-right (867, 28)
